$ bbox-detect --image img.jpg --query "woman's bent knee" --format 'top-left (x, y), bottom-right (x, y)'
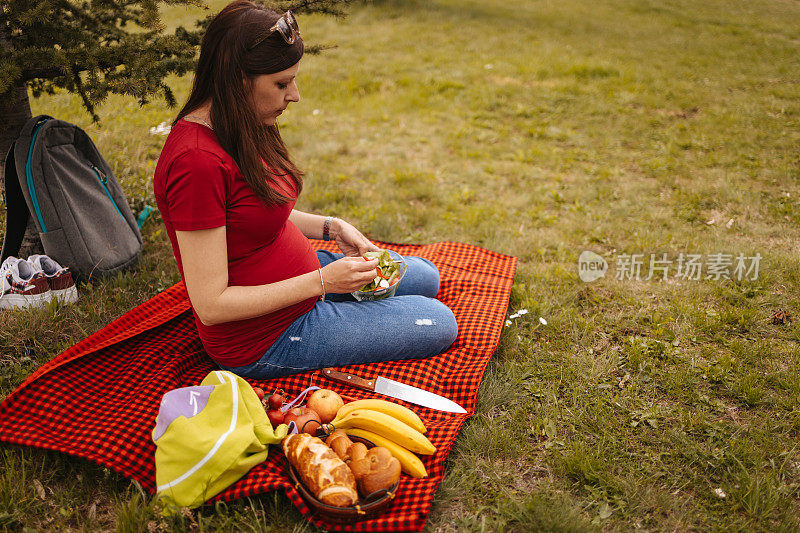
top-left (411, 258), bottom-right (440, 298)
top-left (438, 304), bottom-right (458, 351)
top-left (408, 296), bottom-right (457, 355)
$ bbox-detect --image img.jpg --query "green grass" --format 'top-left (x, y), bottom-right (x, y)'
top-left (3, 0), bottom-right (800, 530)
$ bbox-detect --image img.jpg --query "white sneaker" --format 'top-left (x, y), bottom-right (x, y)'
top-left (26, 255), bottom-right (78, 305)
top-left (0, 256), bottom-right (52, 310)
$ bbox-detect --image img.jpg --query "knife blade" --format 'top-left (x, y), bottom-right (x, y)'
top-left (321, 368), bottom-right (467, 414)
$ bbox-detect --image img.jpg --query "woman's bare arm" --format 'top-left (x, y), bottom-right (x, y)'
top-left (177, 227), bottom-right (320, 325)
top-left (289, 209), bottom-right (332, 240)
top-left (289, 209), bottom-right (380, 256)
top-left (176, 226), bottom-right (379, 326)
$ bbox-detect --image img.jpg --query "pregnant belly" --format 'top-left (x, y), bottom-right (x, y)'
top-left (227, 221), bottom-right (321, 287)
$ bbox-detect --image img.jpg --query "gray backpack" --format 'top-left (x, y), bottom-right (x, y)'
top-left (1, 115), bottom-right (142, 281)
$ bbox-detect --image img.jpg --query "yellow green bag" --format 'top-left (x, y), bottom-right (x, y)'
top-left (152, 370), bottom-right (288, 509)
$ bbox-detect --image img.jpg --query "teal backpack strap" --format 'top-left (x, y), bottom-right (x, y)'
top-left (20, 116), bottom-right (51, 233)
top-left (18, 114), bottom-right (52, 138)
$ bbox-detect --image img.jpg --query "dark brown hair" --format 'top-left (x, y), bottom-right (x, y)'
top-left (175, 0), bottom-right (304, 206)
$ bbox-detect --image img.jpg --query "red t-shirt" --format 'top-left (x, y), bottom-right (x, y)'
top-left (153, 120), bottom-right (320, 367)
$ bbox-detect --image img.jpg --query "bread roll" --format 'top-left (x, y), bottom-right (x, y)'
top-left (325, 430), bottom-right (352, 459)
top-left (349, 446), bottom-right (402, 497)
top-left (325, 430), bottom-right (368, 464)
top-left (283, 433), bottom-right (358, 507)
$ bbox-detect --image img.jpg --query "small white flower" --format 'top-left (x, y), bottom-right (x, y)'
top-left (539, 317), bottom-right (547, 325)
top-left (509, 313), bottom-right (519, 319)
top-left (484, 64), bottom-right (494, 70)
top-left (725, 218), bottom-right (734, 228)
top-left (312, 109), bottom-right (321, 115)
top-left (706, 219), bottom-right (715, 225)
top-left (505, 320), bottom-right (512, 326)
top-left (149, 121), bottom-right (171, 136)
top-left (518, 309), bottom-right (529, 315)
top-left (714, 487), bottom-right (726, 499)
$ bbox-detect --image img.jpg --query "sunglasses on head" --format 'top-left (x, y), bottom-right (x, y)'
top-left (249, 10), bottom-right (300, 50)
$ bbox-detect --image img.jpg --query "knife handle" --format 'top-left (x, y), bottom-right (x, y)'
top-left (321, 368), bottom-right (376, 392)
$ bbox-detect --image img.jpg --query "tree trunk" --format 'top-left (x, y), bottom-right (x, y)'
top-left (0, 85), bottom-right (31, 164)
top-left (0, 84), bottom-right (43, 257)
top-left (1, 16), bottom-right (42, 258)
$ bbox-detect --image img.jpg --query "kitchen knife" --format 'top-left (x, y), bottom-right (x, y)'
top-left (321, 368), bottom-right (467, 414)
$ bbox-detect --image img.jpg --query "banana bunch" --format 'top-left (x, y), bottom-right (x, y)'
top-left (327, 399), bottom-right (434, 479)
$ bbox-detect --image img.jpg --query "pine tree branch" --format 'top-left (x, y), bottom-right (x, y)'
top-left (280, 0), bottom-right (352, 17)
top-left (21, 66), bottom-right (73, 80)
top-left (71, 65), bottom-right (99, 122)
top-left (2, 0), bottom-right (351, 116)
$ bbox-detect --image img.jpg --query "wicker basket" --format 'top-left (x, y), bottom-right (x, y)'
top-left (285, 435), bottom-right (399, 522)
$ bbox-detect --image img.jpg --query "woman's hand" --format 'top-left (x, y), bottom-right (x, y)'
top-left (331, 218), bottom-right (381, 257)
top-left (321, 256), bottom-right (380, 294)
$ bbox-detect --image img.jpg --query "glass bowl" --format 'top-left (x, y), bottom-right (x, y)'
top-left (351, 250), bottom-right (407, 302)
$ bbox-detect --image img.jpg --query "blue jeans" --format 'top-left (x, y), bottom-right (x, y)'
top-left (219, 250), bottom-right (458, 380)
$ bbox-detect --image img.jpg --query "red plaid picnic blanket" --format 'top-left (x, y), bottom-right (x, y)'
top-left (0, 241), bottom-right (516, 531)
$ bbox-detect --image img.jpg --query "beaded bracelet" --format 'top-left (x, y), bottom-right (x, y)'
top-left (322, 216), bottom-right (334, 241)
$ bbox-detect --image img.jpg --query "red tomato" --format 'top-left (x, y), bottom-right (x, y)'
top-left (268, 392), bottom-right (286, 411)
top-left (267, 409), bottom-right (285, 426)
top-left (253, 387), bottom-right (265, 400)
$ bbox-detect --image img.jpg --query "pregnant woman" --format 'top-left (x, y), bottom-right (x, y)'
top-left (154, 0), bottom-right (457, 379)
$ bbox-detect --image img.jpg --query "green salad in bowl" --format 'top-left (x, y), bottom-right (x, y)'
top-left (352, 250), bottom-right (407, 301)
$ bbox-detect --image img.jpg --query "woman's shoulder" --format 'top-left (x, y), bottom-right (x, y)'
top-left (166, 121), bottom-right (233, 160)
top-left (157, 121), bottom-right (234, 176)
